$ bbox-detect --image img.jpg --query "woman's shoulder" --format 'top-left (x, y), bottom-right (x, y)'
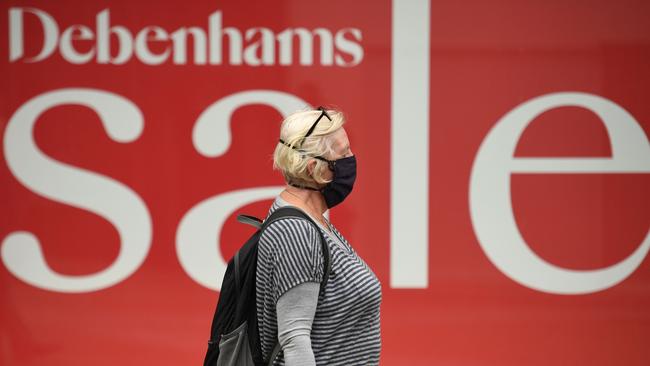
top-left (262, 215), bottom-right (321, 245)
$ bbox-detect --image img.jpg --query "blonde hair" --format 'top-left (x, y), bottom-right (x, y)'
top-left (273, 107), bottom-right (345, 186)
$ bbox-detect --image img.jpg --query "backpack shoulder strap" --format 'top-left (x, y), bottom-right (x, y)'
top-left (237, 214), bottom-right (263, 229)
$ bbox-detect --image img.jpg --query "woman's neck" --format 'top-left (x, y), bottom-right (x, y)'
top-left (280, 185), bottom-right (329, 225)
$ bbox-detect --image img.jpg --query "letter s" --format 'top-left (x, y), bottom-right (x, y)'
top-left (2, 88), bottom-right (152, 293)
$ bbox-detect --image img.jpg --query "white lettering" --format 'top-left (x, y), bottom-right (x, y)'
top-left (192, 90), bottom-right (307, 157)
top-left (243, 27), bottom-right (275, 66)
top-left (469, 92), bottom-right (650, 295)
top-left (208, 11), bottom-right (243, 65)
top-left (390, 0), bottom-right (430, 288)
top-left (170, 27), bottom-right (207, 64)
top-left (276, 28), bottom-right (334, 66)
top-left (177, 90), bottom-right (308, 289)
top-left (335, 28), bottom-right (363, 67)
top-left (9, 7), bottom-right (59, 62)
top-left (60, 25), bottom-right (95, 64)
top-left (8, 7), bottom-right (363, 67)
top-left (96, 9), bottom-right (133, 64)
top-left (134, 26), bottom-right (170, 65)
top-left (176, 187), bottom-right (283, 290)
top-left (1, 88), bottom-right (152, 293)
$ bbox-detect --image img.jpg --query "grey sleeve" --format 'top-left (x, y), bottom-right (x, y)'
top-left (276, 281), bottom-right (319, 366)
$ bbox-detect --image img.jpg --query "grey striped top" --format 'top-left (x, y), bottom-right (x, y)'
top-left (256, 197), bottom-right (382, 366)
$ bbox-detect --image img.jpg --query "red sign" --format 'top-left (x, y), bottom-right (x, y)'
top-left (2, 1), bottom-right (649, 365)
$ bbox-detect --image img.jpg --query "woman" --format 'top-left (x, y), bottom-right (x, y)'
top-left (256, 107), bottom-right (382, 366)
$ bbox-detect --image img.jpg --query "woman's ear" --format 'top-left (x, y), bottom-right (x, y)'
top-left (306, 159), bottom-right (317, 177)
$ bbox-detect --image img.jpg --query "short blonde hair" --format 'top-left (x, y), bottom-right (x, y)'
top-left (273, 107), bottom-right (345, 186)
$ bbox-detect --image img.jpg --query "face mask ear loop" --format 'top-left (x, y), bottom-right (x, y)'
top-left (313, 155), bottom-right (336, 171)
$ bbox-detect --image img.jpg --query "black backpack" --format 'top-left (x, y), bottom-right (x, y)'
top-left (203, 206), bottom-right (331, 366)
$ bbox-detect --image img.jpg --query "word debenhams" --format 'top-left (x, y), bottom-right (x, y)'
top-left (8, 7), bottom-right (364, 66)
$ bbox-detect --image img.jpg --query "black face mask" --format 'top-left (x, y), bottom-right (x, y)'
top-left (318, 155), bottom-right (357, 208)
top-left (283, 153), bottom-right (357, 208)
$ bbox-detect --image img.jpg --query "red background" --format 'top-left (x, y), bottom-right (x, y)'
top-left (2, 0), bottom-right (649, 365)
